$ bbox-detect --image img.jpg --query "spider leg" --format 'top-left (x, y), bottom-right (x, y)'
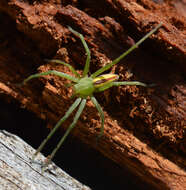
top-left (43, 98), bottom-right (87, 168)
top-left (23, 70), bottom-right (79, 84)
top-left (32, 97), bottom-right (82, 161)
top-left (95, 82), bottom-right (114, 92)
top-left (91, 97), bottom-right (105, 139)
top-left (45, 59), bottom-right (80, 78)
top-left (91, 23), bottom-right (162, 78)
top-left (68, 26), bottom-right (91, 77)
top-left (112, 81), bottom-right (148, 87)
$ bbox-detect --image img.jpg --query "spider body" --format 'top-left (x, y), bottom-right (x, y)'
top-left (93, 74), bottom-right (119, 88)
top-left (74, 74), bottom-right (119, 97)
top-left (23, 23), bottom-right (162, 168)
top-left (74, 77), bottom-right (94, 97)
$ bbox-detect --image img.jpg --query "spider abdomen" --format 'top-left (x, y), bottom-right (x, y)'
top-left (93, 74), bottom-right (119, 88)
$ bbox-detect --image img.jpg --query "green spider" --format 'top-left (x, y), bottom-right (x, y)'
top-left (23, 23), bottom-right (162, 168)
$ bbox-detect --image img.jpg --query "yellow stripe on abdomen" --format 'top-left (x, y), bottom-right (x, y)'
top-left (93, 74), bottom-right (119, 88)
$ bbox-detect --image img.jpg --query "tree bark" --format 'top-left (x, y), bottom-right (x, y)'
top-left (0, 0), bottom-right (185, 189)
top-left (0, 130), bottom-right (90, 190)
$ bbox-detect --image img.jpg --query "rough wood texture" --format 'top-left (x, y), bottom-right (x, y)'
top-left (0, 130), bottom-right (90, 190)
top-left (0, 0), bottom-right (185, 190)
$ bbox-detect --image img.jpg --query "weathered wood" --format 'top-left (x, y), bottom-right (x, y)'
top-left (0, 130), bottom-right (91, 190)
top-left (0, 0), bottom-right (185, 190)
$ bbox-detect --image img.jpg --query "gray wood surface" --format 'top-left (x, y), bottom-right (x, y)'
top-left (0, 130), bottom-right (91, 190)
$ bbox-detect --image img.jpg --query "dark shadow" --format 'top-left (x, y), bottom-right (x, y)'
top-left (0, 94), bottom-right (159, 190)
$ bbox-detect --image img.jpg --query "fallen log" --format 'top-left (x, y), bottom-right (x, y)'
top-left (0, 130), bottom-right (91, 190)
top-left (0, 1), bottom-right (185, 189)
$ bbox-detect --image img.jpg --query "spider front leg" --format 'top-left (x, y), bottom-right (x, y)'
top-left (42, 98), bottom-right (87, 169)
top-left (32, 97), bottom-right (82, 161)
top-left (22, 67), bottom-right (84, 163)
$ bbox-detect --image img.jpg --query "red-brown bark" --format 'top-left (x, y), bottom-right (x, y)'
top-left (0, 0), bottom-right (185, 189)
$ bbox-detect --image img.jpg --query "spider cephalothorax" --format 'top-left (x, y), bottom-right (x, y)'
top-left (74, 77), bottom-right (94, 97)
top-left (23, 23), bottom-right (162, 169)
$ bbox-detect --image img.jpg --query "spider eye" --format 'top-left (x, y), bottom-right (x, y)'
top-left (93, 74), bottom-right (119, 88)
